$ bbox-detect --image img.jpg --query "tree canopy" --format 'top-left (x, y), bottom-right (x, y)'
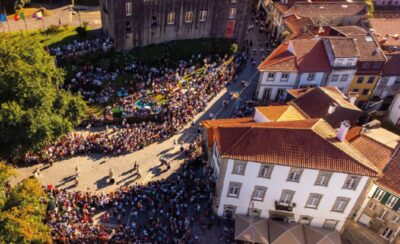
top-left (0, 35), bottom-right (86, 161)
top-left (0, 162), bottom-right (51, 243)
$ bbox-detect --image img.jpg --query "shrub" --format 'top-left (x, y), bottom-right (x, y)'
top-left (82, 21), bottom-right (89, 28)
top-left (62, 23), bottom-right (69, 29)
top-left (45, 24), bottom-right (60, 34)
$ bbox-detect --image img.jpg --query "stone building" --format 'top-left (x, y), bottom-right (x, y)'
top-left (100, 0), bottom-right (253, 50)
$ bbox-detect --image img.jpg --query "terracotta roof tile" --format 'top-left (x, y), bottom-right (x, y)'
top-left (290, 87), bottom-right (362, 128)
top-left (258, 43), bottom-right (297, 72)
top-left (377, 149), bottom-right (400, 195)
top-left (324, 37), bottom-right (360, 58)
top-left (370, 18), bottom-right (400, 47)
top-left (285, 2), bottom-right (368, 17)
top-left (283, 15), bottom-right (314, 33)
top-left (214, 119), bottom-right (380, 176)
top-left (333, 26), bottom-right (387, 62)
top-left (256, 105), bottom-right (308, 121)
top-left (383, 54), bottom-right (400, 76)
top-left (291, 39), bottom-right (331, 72)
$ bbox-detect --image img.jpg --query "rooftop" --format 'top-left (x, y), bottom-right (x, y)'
top-left (377, 149), bottom-right (400, 196)
top-left (383, 54), bottom-right (400, 76)
top-left (258, 43), bottom-right (297, 72)
top-left (284, 2), bottom-right (368, 17)
top-left (324, 37), bottom-right (360, 58)
top-left (256, 105), bottom-right (308, 121)
top-left (370, 18), bottom-right (400, 47)
top-left (212, 119), bottom-right (380, 176)
top-left (283, 15), bottom-right (314, 33)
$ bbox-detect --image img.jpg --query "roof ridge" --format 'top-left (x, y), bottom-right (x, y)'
top-left (312, 120), bottom-right (381, 175)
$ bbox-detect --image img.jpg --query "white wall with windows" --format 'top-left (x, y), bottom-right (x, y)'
top-left (256, 71), bottom-right (297, 101)
top-left (215, 158), bottom-right (370, 231)
top-left (326, 70), bottom-right (357, 94)
top-left (388, 92), bottom-right (400, 125)
top-left (374, 76), bottom-right (400, 99)
top-left (297, 72), bottom-right (326, 89)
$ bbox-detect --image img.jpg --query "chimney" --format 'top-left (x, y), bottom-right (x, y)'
top-left (337, 120), bottom-right (351, 141)
top-left (347, 92), bottom-right (358, 104)
top-left (328, 103), bottom-right (338, 114)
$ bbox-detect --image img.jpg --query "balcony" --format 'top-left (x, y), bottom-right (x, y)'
top-left (275, 201), bottom-right (295, 212)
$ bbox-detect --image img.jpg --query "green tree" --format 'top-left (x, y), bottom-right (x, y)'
top-left (0, 163), bottom-right (15, 209)
top-left (14, 0), bottom-right (31, 11)
top-left (0, 177), bottom-right (51, 243)
top-left (0, 35), bottom-right (87, 161)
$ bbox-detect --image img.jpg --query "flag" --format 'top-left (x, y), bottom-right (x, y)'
top-left (32, 11), bottom-right (43, 20)
top-left (0, 14), bottom-right (6, 22)
top-left (13, 13), bottom-right (20, 21)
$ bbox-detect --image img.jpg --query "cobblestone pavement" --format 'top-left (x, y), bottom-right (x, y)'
top-left (1, 5), bottom-right (101, 33)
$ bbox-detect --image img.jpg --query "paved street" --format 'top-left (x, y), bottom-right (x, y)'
top-left (1, 5), bottom-right (101, 33)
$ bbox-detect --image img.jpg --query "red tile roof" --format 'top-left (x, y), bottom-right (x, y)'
top-left (383, 54), bottom-right (400, 76)
top-left (289, 87), bottom-right (362, 128)
top-left (377, 148), bottom-right (400, 195)
top-left (285, 2), bottom-right (368, 17)
top-left (213, 119), bottom-right (380, 176)
top-left (370, 18), bottom-right (400, 47)
top-left (259, 39), bottom-right (331, 72)
top-left (258, 43), bottom-right (297, 72)
top-left (256, 105), bottom-right (308, 121)
top-left (291, 39), bottom-right (331, 72)
top-left (283, 15), bottom-right (314, 33)
top-left (324, 37), bottom-right (360, 58)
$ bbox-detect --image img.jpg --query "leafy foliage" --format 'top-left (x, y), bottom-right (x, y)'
top-left (0, 162), bottom-right (51, 243)
top-left (14, 0), bottom-right (31, 11)
top-left (0, 35), bottom-right (87, 160)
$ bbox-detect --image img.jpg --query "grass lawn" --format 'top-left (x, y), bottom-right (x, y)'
top-left (10, 26), bottom-right (99, 48)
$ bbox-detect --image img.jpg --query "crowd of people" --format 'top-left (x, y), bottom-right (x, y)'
top-left (49, 38), bottom-right (114, 60)
top-left (44, 141), bottom-right (230, 243)
top-left (21, 54), bottom-right (243, 164)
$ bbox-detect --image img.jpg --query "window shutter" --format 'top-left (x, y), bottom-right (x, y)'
top-left (372, 187), bottom-right (380, 198)
top-left (381, 192), bottom-right (391, 204)
top-left (393, 199), bottom-right (400, 211)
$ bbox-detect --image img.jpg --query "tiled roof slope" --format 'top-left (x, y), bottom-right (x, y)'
top-left (333, 26), bottom-right (386, 62)
top-left (256, 105), bottom-right (308, 121)
top-left (377, 149), bottom-right (400, 195)
top-left (290, 87), bottom-right (362, 128)
top-left (370, 18), bottom-right (400, 47)
top-left (285, 2), bottom-right (368, 17)
top-left (258, 39), bottom-right (331, 72)
top-left (214, 119), bottom-right (380, 176)
top-left (258, 43), bottom-right (297, 72)
top-left (325, 37), bottom-right (360, 58)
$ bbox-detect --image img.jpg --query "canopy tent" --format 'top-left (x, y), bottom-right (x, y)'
top-left (235, 215), bottom-right (269, 244)
top-left (234, 215), bottom-right (342, 244)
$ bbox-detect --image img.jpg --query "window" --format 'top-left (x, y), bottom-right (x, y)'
top-left (368, 201), bottom-right (377, 210)
top-left (387, 196), bottom-right (398, 208)
top-left (307, 73), bottom-right (316, 81)
top-left (374, 189), bottom-right (385, 201)
top-left (267, 73), bottom-right (275, 80)
top-left (185, 11), bottom-right (193, 23)
top-left (395, 79), bottom-right (400, 85)
top-left (126, 2), bottom-right (132, 16)
top-left (343, 175), bottom-right (361, 190)
top-left (381, 227), bottom-right (394, 240)
top-left (367, 76), bottom-right (375, 84)
top-left (231, 0), bottom-right (237, 2)
top-left (340, 74), bottom-right (349, 82)
top-left (228, 8), bottom-right (236, 19)
top-left (373, 62), bottom-right (382, 69)
top-left (223, 205), bottom-right (236, 218)
top-left (281, 73), bottom-right (289, 81)
top-left (323, 219), bottom-right (338, 229)
top-left (362, 89), bottom-right (369, 96)
top-left (305, 193), bottom-right (322, 209)
top-left (287, 168), bottom-right (302, 182)
top-left (252, 186), bottom-right (267, 201)
top-left (377, 208), bottom-right (389, 221)
top-left (352, 88), bottom-right (359, 93)
top-left (227, 182), bottom-right (242, 198)
top-left (280, 190), bottom-right (295, 205)
top-left (347, 59), bottom-right (354, 66)
top-left (125, 21), bottom-right (132, 32)
top-left (331, 74), bottom-right (339, 82)
top-left (362, 62), bottom-right (370, 69)
top-left (167, 12), bottom-right (175, 25)
top-left (232, 160), bottom-right (246, 175)
top-left (356, 76), bottom-right (364, 84)
top-left (337, 59), bottom-right (343, 65)
top-left (258, 164), bottom-right (273, 178)
top-left (392, 215), bottom-right (400, 224)
top-left (199, 10), bottom-right (207, 22)
top-left (299, 215), bottom-right (313, 225)
top-left (151, 16), bottom-right (157, 27)
top-left (248, 208), bottom-right (262, 217)
top-left (332, 197), bottom-right (350, 212)
top-left (315, 171), bottom-right (332, 186)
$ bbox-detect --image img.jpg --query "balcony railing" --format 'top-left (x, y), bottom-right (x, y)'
top-left (275, 201), bottom-right (296, 212)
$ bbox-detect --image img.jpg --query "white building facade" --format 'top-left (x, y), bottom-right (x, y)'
top-left (211, 156), bottom-right (370, 231)
top-left (388, 92), bottom-right (400, 125)
top-left (256, 71), bottom-right (298, 102)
